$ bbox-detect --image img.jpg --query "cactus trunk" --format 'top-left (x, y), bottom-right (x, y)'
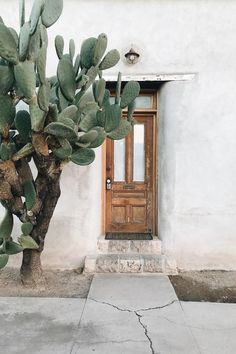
top-left (20, 163), bottom-right (61, 286)
top-left (20, 249), bottom-right (43, 286)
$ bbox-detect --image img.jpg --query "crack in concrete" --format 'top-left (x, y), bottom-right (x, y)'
top-left (135, 311), bottom-right (157, 354)
top-left (89, 297), bottom-right (177, 354)
top-left (76, 339), bottom-right (146, 345)
top-left (137, 300), bottom-right (178, 312)
top-left (89, 297), bottom-right (177, 313)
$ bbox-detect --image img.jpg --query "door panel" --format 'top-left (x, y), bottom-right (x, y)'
top-left (106, 114), bottom-right (155, 234)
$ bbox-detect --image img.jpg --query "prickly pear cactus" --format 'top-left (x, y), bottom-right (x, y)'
top-left (0, 0), bottom-right (140, 269)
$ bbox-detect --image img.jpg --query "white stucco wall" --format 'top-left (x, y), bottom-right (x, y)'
top-left (1, 0), bottom-right (236, 270)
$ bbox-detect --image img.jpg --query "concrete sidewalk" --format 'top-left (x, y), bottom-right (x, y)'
top-left (0, 274), bottom-right (236, 354)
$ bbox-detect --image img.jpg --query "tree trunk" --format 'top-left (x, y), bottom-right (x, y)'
top-left (20, 249), bottom-right (44, 287)
top-left (20, 163), bottom-right (61, 286)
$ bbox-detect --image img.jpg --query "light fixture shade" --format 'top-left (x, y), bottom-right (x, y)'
top-left (125, 47), bottom-right (140, 64)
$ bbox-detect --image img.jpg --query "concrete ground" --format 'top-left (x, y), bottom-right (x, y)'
top-left (0, 274), bottom-right (236, 354)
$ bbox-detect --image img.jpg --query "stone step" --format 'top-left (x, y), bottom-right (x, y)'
top-left (97, 236), bottom-right (162, 254)
top-left (84, 254), bottom-right (177, 274)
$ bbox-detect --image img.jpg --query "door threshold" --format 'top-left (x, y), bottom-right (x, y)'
top-left (105, 233), bottom-right (153, 241)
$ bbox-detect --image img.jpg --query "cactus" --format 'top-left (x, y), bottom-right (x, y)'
top-left (0, 209), bottom-right (13, 240)
top-left (78, 130), bottom-right (98, 145)
top-left (55, 35), bottom-right (64, 60)
top-left (58, 105), bottom-right (78, 122)
top-left (80, 37), bottom-right (97, 69)
top-left (21, 222), bottom-right (33, 235)
top-left (23, 180), bottom-right (36, 210)
top-left (0, 0), bottom-right (139, 277)
top-left (41, 0), bottom-right (63, 28)
top-left (0, 65), bottom-right (14, 95)
top-left (69, 39), bottom-right (75, 62)
top-left (57, 56), bottom-right (76, 101)
top-left (71, 147), bottom-right (95, 166)
top-left (38, 81), bottom-right (50, 112)
top-left (0, 95), bottom-right (16, 137)
top-left (19, 0), bottom-right (25, 28)
top-left (19, 22), bottom-right (31, 61)
top-left (0, 23), bottom-right (19, 64)
top-left (107, 119), bottom-right (132, 140)
top-left (0, 142), bottom-right (16, 160)
top-left (18, 235), bottom-right (38, 249)
top-left (54, 138), bottom-right (72, 159)
top-left (89, 126), bottom-right (106, 148)
top-left (4, 241), bottom-right (23, 255)
top-left (29, 0), bottom-right (44, 35)
top-left (0, 254), bottom-right (9, 269)
top-left (120, 81), bottom-right (140, 109)
top-left (99, 49), bottom-right (120, 70)
top-left (29, 99), bottom-right (46, 131)
top-left (44, 121), bottom-right (78, 141)
top-left (93, 33), bottom-right (107, 66)
top-left (94, 78), bottom-right (106, 107)
top-left (37, 45), bottom-right (47, 85)
top-left (14, 60), bottom-right (36, 99)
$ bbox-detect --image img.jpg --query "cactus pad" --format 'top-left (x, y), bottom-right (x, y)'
top-left (41, 0), bottom-right (63, 28)
top-left (19, 22), bottom-right (31, 61)
top-left (58, 105), bottom-right (78, 122)
top-left (107, 119), bottom-right (132, 140)
top-left (44, 121), bottom-right (78, 141)
top-left (38, 81), bottom-right (50, 112)
top-left (29, 100), bottom-right (46, 131)
top-left (104, 104), bottom-right (122, 132)
top-left (120, 81), bottom-right (140, 109)
top-left (80, 37), bottom-right (97, 69)
top-left (0, 23), bottom-right (19, 64)
top-left (23, 180), bottom-right (36, 210)
top-left (94, 78), bottom-right (106, 107)
top-left (57, 57), bottom-right (76, 102)
top-left (21, 222), bottom-right (33, 236)
top-left (29, 0), bottom-right (45, 35)
top-left (14, 60), bottom-right (36, 99)
top-left (93, 33), bottom-right (107, 66)
top-left (0, 210), bottom-right (13, 240)
top-left (79, 111), bottom-right (98, 132)
top-left (89, 126), bottom-right (106, 148)
top-left (71, 147), bottom-right (95, 166)
top-left (99, 49), bottom-right (120, 70)
top-left (0, 65), bottom-right (14, 95)
top-left (69, 39), bottom-right (75, 61)
top-left (55, 35), bottom-right (64, 59)
top-left (0, 254), bottom-right (9, 269)
top-left (19, 0), bottom-right (25, 28)
top-left (4, 241), bottom-right (23, 255)
top-left (0, 95), bottom-right (16, 136)
top-left (18, 235), bottom-right (39, 249)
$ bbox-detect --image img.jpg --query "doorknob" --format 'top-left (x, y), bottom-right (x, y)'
top-left (106, 178), bottom-right (112, 190)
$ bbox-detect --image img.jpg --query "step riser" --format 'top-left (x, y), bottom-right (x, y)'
top-left (98, 237), bottom-right (162, 255)
top-left (84, 254), bottom-right (177, 274)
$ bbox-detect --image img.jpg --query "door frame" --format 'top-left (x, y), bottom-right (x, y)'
top-left (101, 88), bottom-right (158, 236)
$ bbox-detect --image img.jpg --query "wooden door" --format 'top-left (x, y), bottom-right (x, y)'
top-left (105, 113), bottom-right (156, 235)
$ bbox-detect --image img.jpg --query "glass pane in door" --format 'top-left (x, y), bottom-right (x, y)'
top-left (114, 139), bottom-right (125, 181)
top-left (133, 124), bottom-right (145, 181)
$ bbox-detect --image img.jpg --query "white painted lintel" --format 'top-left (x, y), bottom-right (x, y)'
top-left (105, 73), bottom-right (197, 82)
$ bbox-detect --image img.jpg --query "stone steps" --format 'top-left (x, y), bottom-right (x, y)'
top-left (97, 236), bottom-right (162, 254)
top-left (84, 254), bottom-right (177, 274)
